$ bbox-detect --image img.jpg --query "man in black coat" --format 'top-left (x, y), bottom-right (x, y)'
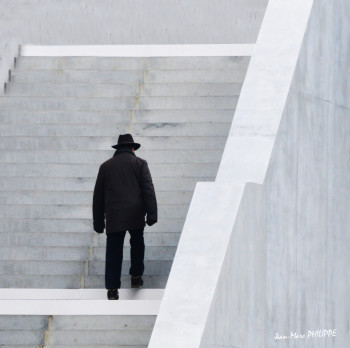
top-left (92, 134), bottom-right (157, 300)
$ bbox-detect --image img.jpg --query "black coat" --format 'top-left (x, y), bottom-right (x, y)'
top-left (92, 148), bottom-right (157, 234)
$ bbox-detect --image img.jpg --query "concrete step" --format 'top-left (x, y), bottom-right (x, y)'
top-left (15, 56), bottom-right (147, 70)
top-left (0, 149), bottom-right (224, 164)
top-left (148, 56), bottom-right (250, 70)
top-left (0, 345), bottom-right (41, 348)
top-left (0, 297), bottom-right (161, 316)
top-left (10, 68), bottom-right (245, 84)
top-left (15, 56), bottom-right (249, 70)
top-left (0, 232), bottom-right (94, 247)
top-left (140, 82), bottom-right (242, 96)
top-left (131, 122), bottom-right (231, 136)
top-left (0, 95), bottom-right (237, 111)
top-left (44, 346), bottom-right (147, 348)
top-left (0, 244), bottom-right (176, 262)
top-left (0, 96), bottom-right (135, 111)
top-left (84, 275), bottom-right (168, 289)
top-left (0, 218), bottom-right (185, 233)
top-left (138, 96), bottom-right (238, 109)
top-left (0, 163), bottom-right (219, 177)
top-left (0, 314), bottom-right (49, 329)
top-left (0, 247), bottom-right (89, 261)
top-left (97, 232), bottom-right (181, 247)
top-left (0, 329), bottom-right (44, 345)
top-left (10, 70), bottom-right (144, 84)
top-left (0, 110), bottom-right (129, 124)
top-left (145, 69), bottom-right (246, 83)
top-left (6, 82), bottom-right (139, 97)
top-left (0, 313), bottom-right (45, 345)
top-left (0, 109), bottom-right (234, 124)
top-left (89, 260), bottom-right (173, 276)
top-left (0, 275), bottom-right (82, 288)
top-left (0, 122), bottom-right (231, 137)
top-left (92, 246), bottom-right (177, 261)
top-left (0, 135), bottom-right (228, 151)
top-left (0, 177), bottom-right (213, 192)
top-left (5, 82), bottom-right (240, 97)
top-left (0, 232), bottom-right (180, 247)
top-left (44, 329), bottom-right (152, 346)
top-left (0, 310), bottom-right (158, 346)
top-left (51, 315), bottom-right (156, 330)
top-left (0, 288), bottom-right (164, 300)
top-left (0, 274), bottom-right (168, 288)
top-left (0, 190), bottom-right (193, 205)
top-left (0, 204), bottom-right (189, 219)
top-left (0, 260), bottom-right (86, 275)
top-left (0, 258), bottom-right (173, 275)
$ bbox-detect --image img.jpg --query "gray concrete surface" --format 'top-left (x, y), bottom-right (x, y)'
top-left (0, 314), bottom-right (156, 347)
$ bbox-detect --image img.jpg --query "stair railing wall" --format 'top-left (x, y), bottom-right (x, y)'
top-left (149, 0), bottom-right (319, 347)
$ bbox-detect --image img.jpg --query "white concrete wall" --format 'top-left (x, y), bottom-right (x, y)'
top-left (150, 0), bottom-right (350, 346)
top-left (263, 0), bottom-right (350, 345)
top-left (200, 182), bottom-right (267, 347)
top-left (150, 0), bottom-right (314, 345)
top-left (200, 0), bottom-right (350, 346)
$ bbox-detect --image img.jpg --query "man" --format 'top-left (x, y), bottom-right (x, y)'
top-left (92, 133), bottom-right (158, 300)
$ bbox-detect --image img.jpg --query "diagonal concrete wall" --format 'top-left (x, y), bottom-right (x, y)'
top-left (150, 0), bottom-right (350, 346)
top-left (201, 0), bottom-right (350, 346)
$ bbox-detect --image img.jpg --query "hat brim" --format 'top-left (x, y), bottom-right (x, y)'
top-left (111, 142), bottom-right (141, 150)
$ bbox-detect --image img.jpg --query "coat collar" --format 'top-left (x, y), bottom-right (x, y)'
top-left (113, 148), bottom-right (136, 157)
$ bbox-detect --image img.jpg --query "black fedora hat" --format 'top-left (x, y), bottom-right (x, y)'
top-left (111, 133), bottom-right (141, 150)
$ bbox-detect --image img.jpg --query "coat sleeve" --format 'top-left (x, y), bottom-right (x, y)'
top-left (92, 164), bottom-right (105, 233)
top-left (140, 160), bottom-right (158, 223)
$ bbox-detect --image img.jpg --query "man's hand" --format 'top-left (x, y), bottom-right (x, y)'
top-left (93, 222), bottom-right (105, 234)
top-left (146, 216), bottom-right (157, 226)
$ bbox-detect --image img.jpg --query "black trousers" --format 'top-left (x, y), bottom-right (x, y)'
top-left (105, 226), bottom-right (145, 289)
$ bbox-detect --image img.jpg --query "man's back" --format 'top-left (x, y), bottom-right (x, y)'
top-left (92, 148), bottom-right (157, 234)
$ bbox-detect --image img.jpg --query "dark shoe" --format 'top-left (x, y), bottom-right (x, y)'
top-left (107, 289), bottom-right (119, 300)
top-left (131, 275), bottom-right (144, 288)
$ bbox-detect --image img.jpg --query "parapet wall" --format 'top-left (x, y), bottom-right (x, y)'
top-left (201, 0), bottom-right (350, 346)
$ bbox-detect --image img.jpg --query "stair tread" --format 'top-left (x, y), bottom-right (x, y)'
top-left (0, 288), bottom-right (164, 300)
top-left (0, 299), bottom-right (161, 315)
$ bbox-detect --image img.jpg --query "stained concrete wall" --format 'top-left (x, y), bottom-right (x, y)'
top-left (200, 0), bottom-right (350, 346)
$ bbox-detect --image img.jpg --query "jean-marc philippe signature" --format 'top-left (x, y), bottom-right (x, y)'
top-left (274, 329), bottom-right (336, 340)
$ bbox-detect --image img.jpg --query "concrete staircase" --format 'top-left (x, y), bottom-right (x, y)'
top-left (0, 315), bottom-right (155, 347)
top-left (0, 316), bottom-right (154, 347)
top-left (0, 288), bottom-right (160, 347)
top-left (0, 55), bottom-right (249, 289)
top-left (43, 315), bottom-right (155, 347)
